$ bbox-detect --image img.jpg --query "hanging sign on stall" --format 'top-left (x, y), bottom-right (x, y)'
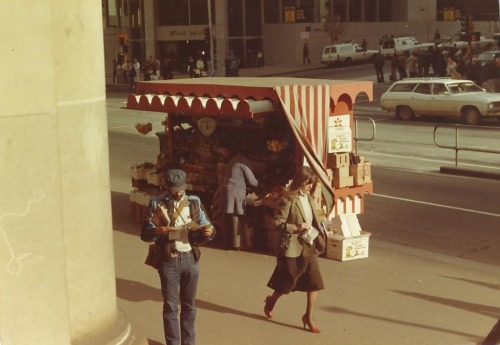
top-left (328, 115), bottom-right (351, 153)
top-left (198, 117), bottom-right (216, 136)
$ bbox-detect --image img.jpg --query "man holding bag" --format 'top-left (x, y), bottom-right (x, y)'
top-left (141, 169), bottom-right (215, 345)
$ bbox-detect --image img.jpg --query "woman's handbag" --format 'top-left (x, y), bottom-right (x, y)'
top-left (273, 230), bottom-right (292, 255)
top-left (144, 243), bottom-right (160, 270)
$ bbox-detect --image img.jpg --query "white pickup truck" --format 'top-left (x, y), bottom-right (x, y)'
top-left (321, 43), bottom-right (379, 66)
top-left (379, 36), bottom-right (435, 57)
top-left (438, 34), bottom-right (496, 52)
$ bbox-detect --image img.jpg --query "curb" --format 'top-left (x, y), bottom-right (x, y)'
top-left (439, 165), bottom-right (500, 180)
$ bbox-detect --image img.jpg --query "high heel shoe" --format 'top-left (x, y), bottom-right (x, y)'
top-left (302, 315), bottom-right (320, 333)
top-left (264, 296), bottom-right (274, 318)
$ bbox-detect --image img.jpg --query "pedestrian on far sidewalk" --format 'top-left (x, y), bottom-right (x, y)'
top-left (373, 53), bottom-right (386, 83)
top-left (303, 43), bottom-right (311, 64)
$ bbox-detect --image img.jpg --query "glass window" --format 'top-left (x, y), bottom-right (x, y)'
top-left (190, 0), bottom-right (209, 25)
top-left (378, 0), bottom-right (392, 22)
top-left (349, 0), bottom-right (362, 22)
top-left (415, 83), bottom-right (431, 94)
top-left (264, 0), bottom-right (280, 23)
top-left (158, 0), bottom-right (189, 25)
top-left (364, 0), bottom-right (377, 21)
top-left (246, 0), bottom-right (262, 36)
top-left (228, 0), bottom-right (243, 37)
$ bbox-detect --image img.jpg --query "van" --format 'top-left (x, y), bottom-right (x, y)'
top-left (379, 37), bottom-right (434, 57)
top-left (321, 43), bottom-right (378, 67)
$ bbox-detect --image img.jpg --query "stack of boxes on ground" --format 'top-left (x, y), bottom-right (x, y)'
top-left (324, 114), bottom-right (372, 261)
top-left (129, 161), bottom-right (165, 223)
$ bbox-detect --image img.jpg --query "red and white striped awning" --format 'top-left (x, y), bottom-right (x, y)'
top-left (126, 93), bottom-right (275, 118)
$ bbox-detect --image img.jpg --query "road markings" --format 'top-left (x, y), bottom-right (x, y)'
top-left (373, 193), bottom-right (500, 217)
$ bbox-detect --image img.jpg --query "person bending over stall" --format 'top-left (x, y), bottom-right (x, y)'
top-left (219, 146), bottom-right (260, 250)
top-left (264, 166), bottom-right (326, 333)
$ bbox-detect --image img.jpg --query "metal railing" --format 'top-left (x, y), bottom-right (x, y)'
top-left (433, 124), bottom-right (500, 166)
top-left (354, 116), bottom-right (376, 154)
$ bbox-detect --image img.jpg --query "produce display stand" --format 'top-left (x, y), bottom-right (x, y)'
top-left (126, 77), bottom-right (374, 260)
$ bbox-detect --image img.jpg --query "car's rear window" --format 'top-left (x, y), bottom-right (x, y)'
top-left (389, 83), bottom-right (416, 92)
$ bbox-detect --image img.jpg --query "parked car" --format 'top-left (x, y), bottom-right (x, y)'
top-left (380, 78), bottom-right (500, 125)
top-left (475, 50), bottom-right (500, 66)
top-left (321, 43), bottom-right (378, 67)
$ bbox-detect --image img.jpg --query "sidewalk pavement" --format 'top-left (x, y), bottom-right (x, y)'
top-left (113, 190), bottom-right (500, 345)
top-left (110, 63), bottom-right (500, 345)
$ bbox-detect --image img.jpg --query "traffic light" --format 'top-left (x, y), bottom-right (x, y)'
top-left (119, 33), bottom-right (125, 45)
top-left (203, 27), bottom-right (210, 44)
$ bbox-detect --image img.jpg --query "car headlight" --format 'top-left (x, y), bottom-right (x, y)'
top-left (488, 102), bottom-right (500, 110)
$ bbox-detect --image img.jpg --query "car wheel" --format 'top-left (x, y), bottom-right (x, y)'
top-left (344, 57), bottom-right (353, 66)
top-left (461, 106), bottom-right (481, 125)
top-left (396, 105), bottom-right (414, 120)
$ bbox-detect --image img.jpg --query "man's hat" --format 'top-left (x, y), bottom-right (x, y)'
top-left (165, 169), bottom-right (187, 193)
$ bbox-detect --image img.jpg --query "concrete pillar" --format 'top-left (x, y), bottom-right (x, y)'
top-left (0, 2), bottom-right (146, 345)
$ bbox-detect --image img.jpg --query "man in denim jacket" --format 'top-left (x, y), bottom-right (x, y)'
top-left (141, 169), bottom-right (215, 345)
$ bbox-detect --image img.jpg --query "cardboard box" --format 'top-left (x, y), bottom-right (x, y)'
top-left (326, 231), bottom-right (371, 261)
top-left (329, 214), bottom-right (352, 237)
top-left (363, 161), bottom-right (372, 182)
top-left (333, 175), bottom-right (353, 189)
top-left (327, 153), bottom-right (349, 169)
top-left (349, 164), bottom-right (364, 186)
top-left (333, 166), bottom-right (350, 178)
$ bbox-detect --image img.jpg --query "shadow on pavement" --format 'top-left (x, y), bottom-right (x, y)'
top-left (440, 275), bottom-right (500, 291)
top-left (116, 277), bottom-right (162, 302)
top-left (323, 305), bottom-right (479, 339)
top-left (112, 191), bottom-right (140, 236)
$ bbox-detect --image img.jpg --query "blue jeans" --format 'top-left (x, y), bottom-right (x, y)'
top-left (159, 252), bottom-right (199, 345)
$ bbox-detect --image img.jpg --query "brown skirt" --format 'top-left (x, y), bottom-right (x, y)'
top-left (267, 254), bottom-right (324, 294)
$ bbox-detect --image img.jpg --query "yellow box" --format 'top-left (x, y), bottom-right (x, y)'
top-left (333, 166), bottom-right (350, 178)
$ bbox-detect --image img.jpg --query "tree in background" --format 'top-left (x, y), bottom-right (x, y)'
top-left (323, 14), bottom-right (348, 44)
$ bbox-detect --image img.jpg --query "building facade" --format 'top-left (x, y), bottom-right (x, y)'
top-left (102, 0), bottom-right (499, 79)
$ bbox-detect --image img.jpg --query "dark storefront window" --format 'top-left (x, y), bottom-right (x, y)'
top-left (349, 0), bottom-right (362, 22)
top-left (364, 0), bottom-right (377, 21)
top-left (158, 0), bottom-right (189, 25)
top-left (245, 0), bottom-right (262, 36)
top-left (190, 0), bottom-right (209, 25)
top-left (378, 0), bottom-right (392, 22)
top-left (228, 0), bottom-right (244, 37)
top-left (333, 0), bottom-right (347, 21)
top-left (264, 0), bottom-right (280, 23)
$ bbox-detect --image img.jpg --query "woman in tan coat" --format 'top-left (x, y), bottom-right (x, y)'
top-left (264, 166), bottom-right (326, 333)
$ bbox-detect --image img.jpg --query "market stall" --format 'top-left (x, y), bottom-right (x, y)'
top-left (127, 77), bottom-right (374, 260)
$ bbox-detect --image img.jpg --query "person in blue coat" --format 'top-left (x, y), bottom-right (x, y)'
top-left (219, 147), bottom-right (260, 250)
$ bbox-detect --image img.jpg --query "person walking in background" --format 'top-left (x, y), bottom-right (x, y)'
top-left (264, 166), bottom-right (326, 334)
top-left (303, 42), bottom-right (311, 64)
top-left (361, 38), bottom-right (367, 51)
top-left (187, 56), bottom-right (196, 78)
top-left (128, 61), bottom-right (136, 91)
top-left (390, 53), bottom-right (399, 81)
top-left (373, 53), bottom-right (385, 83)
top-left (256, 50), bottom-right (264, 68)
top-left (141, 169), bottom-right (215, 345)
top-left (133, 58), bottom-right (141, 81)
top-left (405, 52), bottom-right (418, 78)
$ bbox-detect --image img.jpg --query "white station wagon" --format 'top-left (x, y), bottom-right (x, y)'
top-left (380, 78), bottom-right (500, 125)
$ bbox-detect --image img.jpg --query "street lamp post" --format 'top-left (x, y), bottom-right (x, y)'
top-left (207, 0), bottom-right (215, 76)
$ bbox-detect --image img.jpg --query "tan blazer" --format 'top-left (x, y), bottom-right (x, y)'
top-left (273, 193), bottom-right (325, 258)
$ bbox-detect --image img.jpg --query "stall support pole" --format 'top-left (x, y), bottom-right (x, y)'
top-left (167, 115), bottom-right (175, 162)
